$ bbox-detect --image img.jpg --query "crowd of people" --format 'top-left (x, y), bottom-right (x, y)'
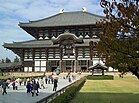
top-left (0, 71), bottom-right (80, 97)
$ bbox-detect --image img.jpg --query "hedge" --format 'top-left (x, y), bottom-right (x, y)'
top-left (50, 77), bottom-right (86, 103)
top-left (86, 75), bottom-right (114, 80)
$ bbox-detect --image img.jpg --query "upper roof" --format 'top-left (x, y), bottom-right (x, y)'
top-left (19, 11), bottom-right (105, 27)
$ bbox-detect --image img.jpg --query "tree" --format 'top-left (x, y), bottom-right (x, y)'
top-left (5, 57), bottom-right (11, 63)
top-left (96, 0), bottom-right (139, 78)
top-left (1, 59), bottom-right (5, 63)
top-left (14, 56), bottom-right (20, 62)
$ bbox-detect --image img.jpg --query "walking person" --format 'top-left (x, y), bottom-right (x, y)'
top-left (50, 75), bottom-right (54, 84)
top-left (45, 76), bottom-right (48, 84)
top-left (48, 77), bottom-right (50, 84)
top-left (31, 80), bottom-right (38, 96)
top-left (40, 78), bottom-right (45, 89)
top-left (26, 81), bottom-right (31, 93)
top-left (36, 81), bottom-right (40, 93)
top-left (15, 81), bottom-right (18, 90)
top-left (0, 84), bottom-right (2, 92)
top-left (12, 81), bottom-right (15, 90)
top-left (2, 80), bottom-right (7, 95)
top-left (23, 78), bottom-right (27, 86)
top-left (68, 76), bottom-right (72, 82)
top-left (53, 79), bottom-right (58, 91)
top-left (19, 78), bottom-right (22, 86)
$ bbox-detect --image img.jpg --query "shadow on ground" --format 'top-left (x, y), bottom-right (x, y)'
top-left (0, 91), bottom-right (51, 103)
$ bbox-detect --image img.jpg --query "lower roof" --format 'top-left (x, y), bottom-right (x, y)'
top-left (3, 38), bottom-right (99, 49)
top-left (0, 62), bottom-right (22, 69)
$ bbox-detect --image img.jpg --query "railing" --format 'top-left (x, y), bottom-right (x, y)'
top-left (35, 80), bottom-right (77, 103)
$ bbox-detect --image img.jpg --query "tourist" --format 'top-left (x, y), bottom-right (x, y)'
top-left (15, 81), bottom-right (18, 90)
top-left (53, 78), bottom-right (58, 91)
top-left (2, 80), bottom-right (8, 95)
top-left (45, 76), bottom-right (48, 84)
top-left (48, 77), bottom-right (50, 84)
top-left (23, 78), bottom-right (27, 86)
top-left (56, 66), bottom-right (60, 75)
top-left (6, 78), bottom-right (11, 88)
top-left (36, 81), bottom-right (40, 93)
top-left (26, 81), bottom-right (31, 93)
top-left (30, 82), bottom-right (33, 95)
top-left (50, 75), bottom-right (54, 84)
top-left (40, 78), bottom-right (45, 89)
top-left (19, 78), bottom-right (22, 86)
top-left (68, 76), bottom-right (72, 82)
top-left (0, 85), bottom-right (2, 92)
top-left (12, 81), bottom-right (15, 90)
top-left (72, 75), bottom-right (76, 80)
top-left (31, 80), bottom-right (38, 96)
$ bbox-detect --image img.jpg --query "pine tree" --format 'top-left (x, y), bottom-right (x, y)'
top-left (5, 57), bottom-right (11, 63)
top-left (14, 56), bottom-right (20, 62)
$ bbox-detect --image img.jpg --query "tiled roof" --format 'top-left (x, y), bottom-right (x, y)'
top-left (3, 38), bottom-right (98, 48)
top-left (52, 31), bottom-right (83, 44)
top-left (89, 63), bottom-right (108, 70)
top-left (0, 62), bottom-right (22, 69)
top-left (19, 11), bottom-right (105, 27)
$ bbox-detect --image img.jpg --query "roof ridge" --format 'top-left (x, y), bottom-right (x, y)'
top-left (29, 13), bottom-right (61, 23)
top-left (12, 39), bottom-right (36, 44)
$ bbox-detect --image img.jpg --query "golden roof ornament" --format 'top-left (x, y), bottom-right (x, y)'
top-left (82, 7), bottom-right (87, 12)
top-left (59, 9), bottom-right (64, 13)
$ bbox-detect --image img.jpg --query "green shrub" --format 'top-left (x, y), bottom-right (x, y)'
top-left (86, 75), bottom-right (114, 80)
top-left (50, 77), bottom-right (86, 103)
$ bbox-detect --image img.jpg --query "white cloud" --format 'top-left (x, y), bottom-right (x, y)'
top-left (0, 0), bottom-right (104, 20)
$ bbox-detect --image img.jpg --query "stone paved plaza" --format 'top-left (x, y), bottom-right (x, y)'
top-left (0, 75), bottom-right (81, 103)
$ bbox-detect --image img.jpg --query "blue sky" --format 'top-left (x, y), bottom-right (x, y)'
top-left (0, 0), bottom-right (104, 61)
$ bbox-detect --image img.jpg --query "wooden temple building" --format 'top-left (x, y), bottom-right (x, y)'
top-left (3, 9), bottom-right (104, 72)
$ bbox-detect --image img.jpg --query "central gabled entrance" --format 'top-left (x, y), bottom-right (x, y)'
top-left (52, 31), bottom-right (83, 72)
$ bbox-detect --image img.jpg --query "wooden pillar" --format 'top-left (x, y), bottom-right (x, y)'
top-left (74, 60), bottom-right (78, 72)
top-left (59, 47), bottom-right (63, 72)
top-left (89, 60), bottom-right (93, 66)
top-left (20, 49), bottom-right (24, 72)
top-left (46, 61), bottom-right (49, 72)
top-left (102, 70), bottom-right (104, 75)
top-left (89, 26), bottom-right (93, 38)
top-left (92, 69), bottom-right (94, 76)
top-left (74, 47), bottom-right (78, 72)
top-left (32, 49), bottom-right (35, 72)
top-left (59, 60), bottom-right (63, 72)
top-left (45, 48), bottom-right (47, 72)
top-left (72, 60), bottom-right (74, 72)
top-left (39, 60), bottom-right (41, 71)
top-left (75, 26), bottom-right (79, 36)
top-left (45, 48), bottom-right (50, 72)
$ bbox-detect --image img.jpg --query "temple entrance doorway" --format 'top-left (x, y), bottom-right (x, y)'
top-left (51, 67), bottom-right (57, 72)
top-left (81, 67), bottom-right (87, 72)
